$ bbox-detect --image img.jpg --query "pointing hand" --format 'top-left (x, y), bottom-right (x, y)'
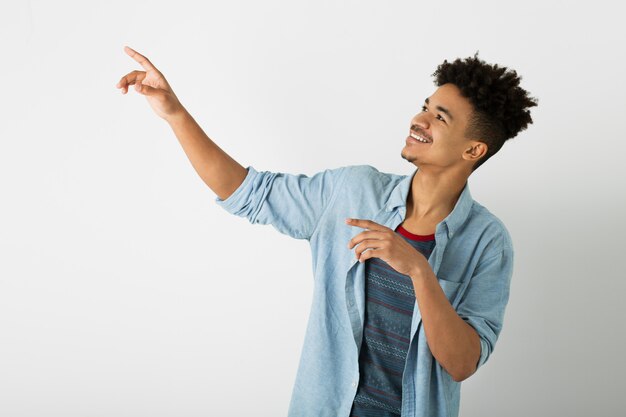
top-left (115, 46), bottom-right (185, 122)
top-left (346, 218), bottom-right (428, 277)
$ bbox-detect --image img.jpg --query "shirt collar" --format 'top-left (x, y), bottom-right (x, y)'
top-left (385, 168), bottom-right (474, 237)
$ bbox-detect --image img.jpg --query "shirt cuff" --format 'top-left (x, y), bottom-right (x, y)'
top-left (214, 166), bottom-right (257, 213)
top-left (477, 337), bottom-right (490, 369)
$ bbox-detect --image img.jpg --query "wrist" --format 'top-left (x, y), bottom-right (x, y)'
top-left (409, 262), bottom-right (438, 298)
top-left (166, 106), bottom-right (189, 126)
top-left (409, 262), bottom-right (427, 282)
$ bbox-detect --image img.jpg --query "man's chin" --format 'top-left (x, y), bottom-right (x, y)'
top-left (400, 151), bottom-right (418, 165)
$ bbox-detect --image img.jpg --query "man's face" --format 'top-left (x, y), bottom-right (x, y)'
top-left (401, 83), bottom-right (485, 172)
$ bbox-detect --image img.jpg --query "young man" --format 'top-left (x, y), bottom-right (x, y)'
top-left (116, 47), bottom-right (537, 417)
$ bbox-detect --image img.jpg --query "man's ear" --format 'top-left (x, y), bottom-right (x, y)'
top-left (464, 141), bottom-right (488, 164)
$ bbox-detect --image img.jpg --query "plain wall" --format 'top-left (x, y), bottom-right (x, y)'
top-left (1, 0), bottom-right (625, 415)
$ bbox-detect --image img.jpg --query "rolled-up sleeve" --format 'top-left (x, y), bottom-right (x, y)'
top-left (214, 165), bottom-right (347, 241)
top-left (456, 245), bottom-right (514, 370)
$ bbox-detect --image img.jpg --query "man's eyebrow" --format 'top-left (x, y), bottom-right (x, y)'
top-left (425, 97), bottom-right (454, 122)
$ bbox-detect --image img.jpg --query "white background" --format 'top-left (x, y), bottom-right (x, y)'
top-left (1, 0), bottom-right (625, 416)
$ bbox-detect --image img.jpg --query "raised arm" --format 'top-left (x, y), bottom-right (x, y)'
top-left (115, 46), bottom-right (247, 200)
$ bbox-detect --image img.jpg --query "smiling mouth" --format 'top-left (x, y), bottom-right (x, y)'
top-left (407, 131), bottom-right (432, 144)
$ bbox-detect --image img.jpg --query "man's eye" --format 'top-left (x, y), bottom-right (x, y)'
top-left (421, 105), bottom-right (445, 123)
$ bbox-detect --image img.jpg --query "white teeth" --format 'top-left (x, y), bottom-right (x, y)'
top-left (410, 132), bottom-right (429, 143)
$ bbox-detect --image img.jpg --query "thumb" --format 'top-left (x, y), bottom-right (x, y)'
top-left (135, 83), bottom-right (159, 96)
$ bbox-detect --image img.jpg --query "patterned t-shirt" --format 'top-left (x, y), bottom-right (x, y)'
top-left (349, 224), bottom-right (436, 417)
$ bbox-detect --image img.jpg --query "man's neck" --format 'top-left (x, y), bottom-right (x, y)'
top-left (405, 167), bottom-right (468, 224)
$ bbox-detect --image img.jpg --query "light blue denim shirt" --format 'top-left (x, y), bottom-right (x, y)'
top-left (215, 164), bottom-right (514, 417)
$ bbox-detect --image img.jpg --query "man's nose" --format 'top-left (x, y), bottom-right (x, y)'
top-left (411, 115), bottom-right (430, 130)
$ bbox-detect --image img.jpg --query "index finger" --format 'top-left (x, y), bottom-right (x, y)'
top-left (124, 46), bottom-right (157, 72)
top-left (345, 218), bottom-right (386, 231)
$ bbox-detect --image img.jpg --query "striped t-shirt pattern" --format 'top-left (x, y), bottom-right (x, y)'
top-left (349, 224), bottom-right (436, 417)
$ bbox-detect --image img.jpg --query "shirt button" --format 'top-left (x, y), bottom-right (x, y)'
top-left (351, 381), bottom-right (357, 388)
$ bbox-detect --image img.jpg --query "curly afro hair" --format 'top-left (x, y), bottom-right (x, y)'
top-left (432, 51), bottom-right (538, 171)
